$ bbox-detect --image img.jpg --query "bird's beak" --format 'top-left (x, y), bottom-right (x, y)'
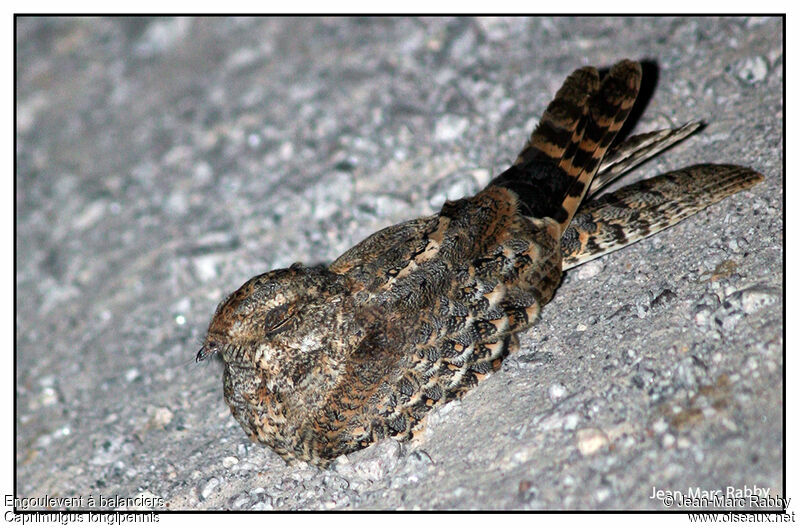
top-left (196, 346), bottom-right (209, 362)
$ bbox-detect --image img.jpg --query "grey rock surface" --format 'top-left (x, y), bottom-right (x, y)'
top-left (16, 17), bottom-right (783, 510)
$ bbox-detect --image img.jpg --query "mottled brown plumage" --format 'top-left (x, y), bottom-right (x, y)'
top-left (198, 60), bottom-right (763, 467)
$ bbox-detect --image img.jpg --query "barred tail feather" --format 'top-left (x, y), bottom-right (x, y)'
top-left (590, 121), bottom-right (703, 198)
top-left (489, 60), bottom-right (642, 235)
top-left (556, 59), bottom-right (642, 232)
top-left (561, 164), bottom-right (764, 270)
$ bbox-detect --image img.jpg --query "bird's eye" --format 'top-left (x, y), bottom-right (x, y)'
top-left (265, 304), bottom-right (293, 335)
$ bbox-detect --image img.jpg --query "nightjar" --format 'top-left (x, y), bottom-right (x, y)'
top-left (197, 59), bottom-right (763, 467)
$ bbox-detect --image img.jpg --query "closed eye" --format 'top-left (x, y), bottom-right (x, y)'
top-left (265, 304), bottom-right (293, 336)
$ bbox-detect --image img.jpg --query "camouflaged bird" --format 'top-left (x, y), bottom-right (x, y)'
top-left (198, 59), bottom-right (763, 467)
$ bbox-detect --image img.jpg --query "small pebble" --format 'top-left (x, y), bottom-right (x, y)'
top-left (576, 260), bottom-right (604, 280)
top-left (434, 115), bottom-right (469, 142)
top-left (563, 413), bottom-right (580, 431)
top-left (148, 406), bottom-right (173, 427)
top-left (595, 487), bottom-right (611, 503)
top-left (576, 428), bottom-right (609, 456)
top-left (735, 55), bottom-right (769, 84)
top-left (40, 387), bottom-right (57, 406)
top-left (251, 498), bottom-right (274, 510)
top-left (200, 477), bottom-right (221, 500)
top-left (548, 382), bottom-right (568, 403)
top-left (652, 419), bottom-right (669, 434)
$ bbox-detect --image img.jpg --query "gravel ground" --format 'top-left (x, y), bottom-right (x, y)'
top-left (16, 17), bottom-right (783, 511)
